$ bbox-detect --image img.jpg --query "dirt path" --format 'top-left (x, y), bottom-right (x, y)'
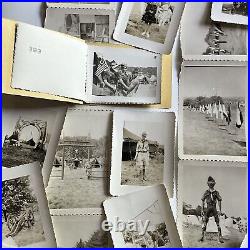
top-left (46, 167), bottom-right (110, 209)
top-left (182, 223), bottom-right (245, 248)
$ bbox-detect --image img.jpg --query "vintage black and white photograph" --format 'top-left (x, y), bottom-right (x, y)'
top-left (113, 2), bottom-right (185, 53)
top-left (46, 2), bottom-right (117, 10)
top-left (2, 176), bottom-right (45, 247)
top-left (203, 22), bottom-right (247, 56)
top-left (179, 66), bottom-right (247, 161)
top-left (45, 8), bottom-right (116, 43)
top-left (122, 201), bottom-right (171, 248)
top-left (88, 46), bottom-right (161, 104)
top-left (222, 2), bottom-right (248, 17)
top-left (46, 108), bottom-right (112, 209)
top-left (2, 108), bottom-right (57, 169)
top-left (178, 161), bottom-right (247, 248)
top-left (181, 3), bottom-right (248, 60)
top-left (121, 121), bottom-right (165, 186)
top-left (211, 2), bottom-right (248, 26)
top-left (125, 2), bottom-right (174, 44)
top-left (51, 212), bottom-right (111, 248)
top-left (104, 184), bottom-right (182, 248)
top-left (111, 110), bottom-right (175, 197)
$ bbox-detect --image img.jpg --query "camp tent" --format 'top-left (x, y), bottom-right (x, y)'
top-left (122, 128), bottom-right (162, 161)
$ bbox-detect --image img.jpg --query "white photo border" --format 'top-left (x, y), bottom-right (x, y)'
top-left (2, 163), bottom-right (57, 248)
top-left (110, 109), bottom-right (175, 197)
top-left (86, 45), bottom-right (162, 104)
top-left (113, 2), bottom-right (185, 54)
top-left (178, 65), bottom-right (248, 162)
top-left (46, 2), bottom-right (118, 10)
top-left (211, 2), bottom-right (248, 26)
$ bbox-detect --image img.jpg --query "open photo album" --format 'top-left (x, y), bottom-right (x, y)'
top-left (2, 2), bottom-right (248, 248)
top-left (9, 21), bottom-right (163, 105)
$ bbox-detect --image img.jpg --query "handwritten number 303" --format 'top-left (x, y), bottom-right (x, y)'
top-left (29, 46), bottom-right (41, 54)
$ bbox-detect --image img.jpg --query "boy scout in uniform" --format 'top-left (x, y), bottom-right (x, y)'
top-left (200, 176), bottom-right (224, 243)
top-left (134, 132), bottom-right (149, 181)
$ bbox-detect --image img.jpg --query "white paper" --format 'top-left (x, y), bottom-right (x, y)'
top-left (11, 22), bottom-right (88, 100)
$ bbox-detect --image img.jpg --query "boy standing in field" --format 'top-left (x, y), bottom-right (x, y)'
top-left (134, 132), bottom-right (149, 181)
top-left (200, 176), bottom-right (224, 244)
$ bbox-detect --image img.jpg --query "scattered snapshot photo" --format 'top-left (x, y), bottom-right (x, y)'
top-left (178, 161), bottom-right (247, 248)
top-left (2, 176), bottom-right (45, 247)
top-left (46, 2), bottom-right (118, 10)
top-left (87, 45), bottom-right (161, 104)
top-left (2, 96), bottom-right (67, 185)
top-left (111, 110), bottom-right (175, 197)
top-left (203, 22), bottom-right (247, 56)
top-left (211, 2), bottom-right (248, 26)
top-left (45, 8), bottom-right (116, 43)
top-left (113, 2), bottom-right (185, 53)
top-left (179, 66), bottom-right (247, 161)
top-left (125, 2), bottom-right (175, 44)
top-left (2, 109), bottom-right (54, 167)
top-left (122, 200), bottom-right (171, 248)
top-left (50, 210), bottom-right (112, 248)
top-left (46, 107), bottom-right (112, 209)
top-left (104, 184), bottom-right (182, 248)
top-left (2, 163), bottom-right (56, 248)
top-left (181, 2), bottom-right (248, 61)
top-left (121, 121), bottom-right (165, 186)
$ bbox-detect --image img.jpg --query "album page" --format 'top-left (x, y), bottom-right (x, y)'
top-left (11, 22), bottom-right (88, 101)
top-left (86, 45), bottom-right (162, 104)
top-left (2, 163), bottom-right (57, 248)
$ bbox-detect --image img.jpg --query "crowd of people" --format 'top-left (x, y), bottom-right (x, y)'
top-left (93, 53), bottom-right (157, 96)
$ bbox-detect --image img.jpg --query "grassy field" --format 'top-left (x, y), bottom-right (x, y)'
top-left (183, 109), bottom-right (246, 156)
top-left (2, 145), bottom-right (45, 168)
top-left (46, 166), bottom-right (110, 209)
top-left (2, 212), bottom-right (45, 247)
top-left (121, 158), bottom-right (164, 186)
top-left (125, 20), bottom-right (169, 44)
top-left (182, 223), bottom-right (245, 248)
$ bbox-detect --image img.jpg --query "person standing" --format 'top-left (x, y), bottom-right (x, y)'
top-left (200, 176), bottom-right (224, 243)
top-left (134, 132), bottom-right (150, 181)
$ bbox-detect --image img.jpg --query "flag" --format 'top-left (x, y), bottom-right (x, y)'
top-left (95, 57), bottom-right (109, 77)
top-left (213, 103), bottom-right (219, 119)
top-left (218, 102), bottom-right (223, 120)
top-left (236, 103), bottom-right (244, 128)
top-left (209, 104), bottom-right (213, 117)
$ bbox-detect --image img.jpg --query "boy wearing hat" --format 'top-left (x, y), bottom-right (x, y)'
top-left (200, 176), bottom-right (224, 243)
top-left (134, 131), bottom-right (149, 181)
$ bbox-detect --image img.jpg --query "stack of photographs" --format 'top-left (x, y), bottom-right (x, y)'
top-left (178, 2), bottom-right (248, 248)
top-left (2, 2), bottom-right (248, 249)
